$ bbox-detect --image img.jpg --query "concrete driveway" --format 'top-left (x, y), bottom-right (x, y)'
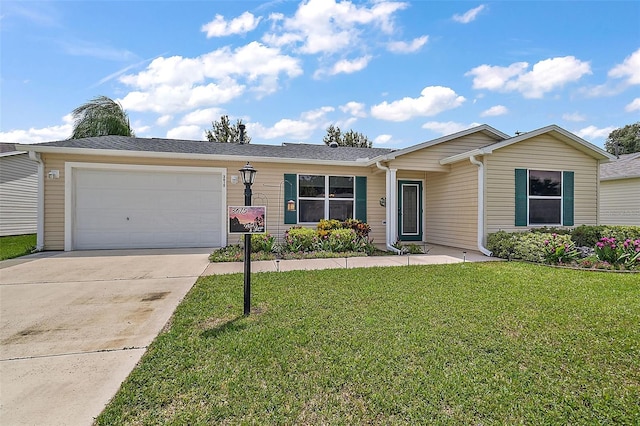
top-left (0, 249), bottom-right (211, 426)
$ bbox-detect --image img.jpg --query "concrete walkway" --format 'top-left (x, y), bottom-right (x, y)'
top-left (203, 244), bottom-right (496, 275)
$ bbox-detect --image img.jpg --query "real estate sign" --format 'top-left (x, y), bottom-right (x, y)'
top-left (228, 206), bottom-right (266, 234)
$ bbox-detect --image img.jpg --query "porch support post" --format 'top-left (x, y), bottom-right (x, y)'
top-left (376, 162), bottom-right (401, 254)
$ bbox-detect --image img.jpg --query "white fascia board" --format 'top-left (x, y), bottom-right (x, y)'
top-left (439, 149), bottom-right (485, 165)
top-left (16, 145), bottom-right (371, 168)
top-left (375, 124), bottom-right (509, 162)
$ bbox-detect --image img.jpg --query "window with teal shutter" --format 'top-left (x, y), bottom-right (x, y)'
top-left (285, 174), bottom-right (367, 224)
top-left (562, 171), bottom-right (574, 226)
top-left (515, 169), bottom-right (527, 226)
top-left (284, 174), bottom-right (297, 224)
top-left (355, 176), bottom-right (367, 222)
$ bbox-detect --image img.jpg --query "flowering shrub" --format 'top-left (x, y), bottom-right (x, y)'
top-left (317, 219), bottom-right (342, 238)
top-left (342, 219), bottom-right (371, 239)
top-left (284, 227), bottom-right (317, 252)
top-left (327, 228), bottom-right (358, 252)
top-left (543, 233), bottom-right (579, 264)
top-left (251, 233), bottom-right (275, 253)
top-left (595, 237), bottom-right (640, 269)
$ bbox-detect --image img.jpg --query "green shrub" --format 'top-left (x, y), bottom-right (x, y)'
top-left (327, 228), bottom-right (358, 252)
top-left (487, 231), bottom-right (520, 259)
top-left (529, 226), bottom-right (572, 236)
top-left (602, 226), bottom-right (640, 243)
top-left (571, 225), bottom-right (606, 247)
top-left (251, 233), bottom-right (275, 253)
top-left (284, 227), bottom-right (317, 252)
top-left (342, 219), bottom-right (371, 239)
top-left (542, 233), bottom-right (579, 264)
top-left (316, 219), bottom-right (342, 238)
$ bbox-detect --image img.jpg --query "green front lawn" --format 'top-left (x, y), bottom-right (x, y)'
top-left (0, 234), bottom-right (36, 260)
top-left (97, 263), bottom-right (639, 424)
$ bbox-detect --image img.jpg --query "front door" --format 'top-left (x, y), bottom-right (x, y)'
top-left (398, 180), bottom-right (423, 241)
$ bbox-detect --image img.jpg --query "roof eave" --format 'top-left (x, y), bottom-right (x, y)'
top-left (15, 144), bottom-right (373, 167)
top-left (379, 124), bottom-right (508, 161)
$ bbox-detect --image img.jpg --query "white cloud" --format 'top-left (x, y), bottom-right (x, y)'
top-left (118, 42), bottom-right (302, 114)
top-left (625, 98), bottom-right (640, 112)
top-left (301, 106), bottom-right (335, 122)
top-left (328, 55), bottom-right (372, 76)
top-left (180, 108), bottom-right (225, 126)
top-left (340, 101), bottom-right (367, 117)
top-left (466, 56), bottom-right (591, 98)
top-left (575, 125), bottom-right (617, 140)
top-left (0, 124), bottom-right (71, 143)
top-left (0, 114), bottom-right (73, 143)
top-left (263, 0), bottom-right (408, 55)
top-left (387, 35), bottom-right (428, 53)
top-left (608, 47), bottom-right (640, 85)
top-left (166, 125), bottom-right (206, 140)
top-left (60, 39), bottom-right (136, 61)
top-left (422, 121), bottom-right (481, 135)
top-left (374, 134), bottom-right (392, 145)
top-left (254, 119), bottom-right (317, 140)
top-left (201, 12), bottom-right (262, 37)
top-left (562, 112), bottom-right (586, 122)
top-left (156, 115), bottom-right (173, 126)
top-left (453, 5), bottom-right (485, 24)
top-left (480, 105), bottom-right (508, 117)
top-left (252, 106), bottom-right (336, 141)
top-left (370, 86), bottom-right (466, 121)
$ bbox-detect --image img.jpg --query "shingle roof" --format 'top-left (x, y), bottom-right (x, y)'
top-left (600, 152), bottom-right (640, 180)
top-left (27, 136), bottom-right (394, 162)
top-left (0, 142), bottom-right (18, 153)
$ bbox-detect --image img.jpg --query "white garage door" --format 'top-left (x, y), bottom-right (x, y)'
top-left (72, 167), bottom-right (224, 250)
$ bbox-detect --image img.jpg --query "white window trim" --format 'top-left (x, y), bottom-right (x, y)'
top-left (297, 174), bottom-right (355, 224)
top-left (527, 169), bottom-right (563, 226)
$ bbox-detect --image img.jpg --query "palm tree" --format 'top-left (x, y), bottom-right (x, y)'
top-left (70, 95), bottom-right (134, 139)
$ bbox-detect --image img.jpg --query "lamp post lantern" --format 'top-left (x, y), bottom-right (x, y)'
top-left (239, 162), bottom-right (256, 316)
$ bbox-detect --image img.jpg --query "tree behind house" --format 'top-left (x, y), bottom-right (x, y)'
top-left (322, 125), bottom-right (372, 148)
top-left (604, 122), bottom-right (640, 155)
top-left (70, 95), bottom-right (134, 139)
top-left (206, 115), bottom-right (251, 143)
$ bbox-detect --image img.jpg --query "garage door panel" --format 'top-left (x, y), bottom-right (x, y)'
top-left (73, 168), bottom-right (224, 250)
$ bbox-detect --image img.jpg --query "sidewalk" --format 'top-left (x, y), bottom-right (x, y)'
top-left (202, 245), bottom-right (499, 275)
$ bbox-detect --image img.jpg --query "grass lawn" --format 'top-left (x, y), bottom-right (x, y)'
top-left (97, 262), bottom-right (639, 425)
top-left (0, 234), bottom-right (36, 260)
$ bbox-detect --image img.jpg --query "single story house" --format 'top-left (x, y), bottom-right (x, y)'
top-left (0, 143), bottom-right (38, 236)
top-left (600, 152), bottom-right (640, 225)
top-left (18, 124), bottom-right (613, 255)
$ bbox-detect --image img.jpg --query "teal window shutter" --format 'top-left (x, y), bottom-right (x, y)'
top-left (284, 174), bottom-right (297, 224)
top-left (355, 176), bottom-right (367, 222)
top-left (515, 169), bottom-right (527, 226)
top-left (562, 171), bottom-right (574, 226)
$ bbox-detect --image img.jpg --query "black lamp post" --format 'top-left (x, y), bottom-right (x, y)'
top-left (239, 162), bottom-right (256, 316)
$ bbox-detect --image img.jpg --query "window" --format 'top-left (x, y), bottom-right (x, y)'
top-left (528, 170), bottom-right (562, 225)
top-left (515, 169), bottom-right (574, 227)
top-left (298, 175), bottom-right (354, 222)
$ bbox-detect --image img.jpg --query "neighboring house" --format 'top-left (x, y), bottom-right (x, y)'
top-left (18, 124), bottom-right (613, 254)
top-left (600, 153), bottom-right (640, 225)
top-left (0, 143), bottom-right (38, 236)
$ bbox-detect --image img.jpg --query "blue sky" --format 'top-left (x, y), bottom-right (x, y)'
top-left (1, 0), bottom-right (639, 149)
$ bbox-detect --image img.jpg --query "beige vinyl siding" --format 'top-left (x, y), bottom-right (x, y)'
top-left (485, 135), bottom-right (599, 234)
top-left (0, 153), bottom-right (38, 236)
top-left (600, 178), bottom-right (640, 225)
top-left (40, 154), bottom-right (385, 250)
top-left (425, 161), bottom-right (478, 251)
top-left (388, 133), bottom-right (497, 172)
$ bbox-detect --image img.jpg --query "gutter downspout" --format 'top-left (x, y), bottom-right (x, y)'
top-left (29, 151), bottom-right (45, 251)
top-left (376, 161), bottom-right (402, 254)
top-left (469, 155), bottom-right (492, 256)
